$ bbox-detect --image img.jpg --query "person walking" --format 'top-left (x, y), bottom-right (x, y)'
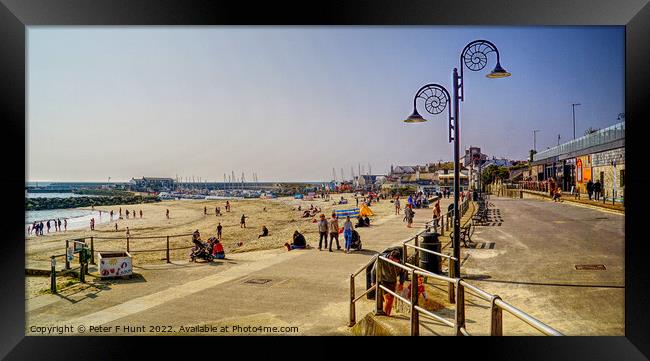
top-left (215, 207), bottom-right (218, 217)
top-left (586, 179), bottom-right (594, 200)
top-left (594, 180), bottom-right (602, 201)
top-left (204, 206), bottom-right (207, 215)
top-left (166, 209), bottom-right (170, 219)
top-left (217, 222), bottom-right (223, 240)
top-left (240, 214), bottom-right (247, 228)
top-left (39, 221), bottom-right (44, 235)
top-left (110, 210), bottom-right (114, 220)
top-left (57, 218), bottom-right (62, 232)
top-left (343, 216), bottom-right (354, 253)
top-left (405, 204), bottom-right (415, 228)
top-left (394, 196), bottom-right (401, 215)
top-left (226, 201), bottom-right (230, 212)
top-left (126, 209), bottom-right (130, 219)
top-left (140, 210), bottom-right (143, 218)
top-left (46, 220), bottom-right (51, 233)
top-left (432, 201), bottom-right (441, 232)
top-left (119, 207), bottom-right (122, 218)
top-left (63, 219), bottom-right (67, 232)
top-left (317, 214), bottom-right (329, 251)
top-left (125, 226), bottom-right (130, 237)
top-left (328, 213), bottom-right (341, 252)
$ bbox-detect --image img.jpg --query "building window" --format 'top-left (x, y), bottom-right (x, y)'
top-left (620, 169), bottom-right (625, 187)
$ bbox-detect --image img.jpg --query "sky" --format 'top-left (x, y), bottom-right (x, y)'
top-left (27, 26), bottom-right (624, 182)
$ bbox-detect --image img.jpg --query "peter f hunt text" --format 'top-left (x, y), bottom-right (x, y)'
top-left (29, 324), bottom-right (299, 334)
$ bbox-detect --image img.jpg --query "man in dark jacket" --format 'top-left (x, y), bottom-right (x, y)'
top-left (586, 179), bottom-right (594, 200)
top-left (594, 180), bottom-right (602, 201)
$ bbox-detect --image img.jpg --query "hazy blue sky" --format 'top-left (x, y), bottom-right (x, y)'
top-left (27, 26), bottom-right (624, 182)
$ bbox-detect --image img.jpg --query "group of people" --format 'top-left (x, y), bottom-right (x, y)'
top-left (190, 230), bottom-right (225, 260)
top-left (585, 179), bottom-right (603, 201)
top-left (316, 213), bottom-right (358, 253)
top-left (301, 204), bottom-right (322, 218)
top-left (28, 218), bottom-right (67, 236)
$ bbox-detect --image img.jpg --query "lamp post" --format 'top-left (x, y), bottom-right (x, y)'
top-left (572, 103), bottom-right (581, 140)
top-left (404, 39), bottom-right (510, 280)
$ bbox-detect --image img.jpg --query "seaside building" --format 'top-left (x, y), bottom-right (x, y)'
top-left (531, 121), bottom-right (624, 201)
top-left (130, 177), bottom-right (176, 192)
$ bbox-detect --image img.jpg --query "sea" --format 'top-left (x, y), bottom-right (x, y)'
top-left (25, 192), bottom-right (110, 231)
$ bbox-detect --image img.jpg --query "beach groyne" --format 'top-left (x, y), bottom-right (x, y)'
top-left (26, 194), bottom-right (160, 211)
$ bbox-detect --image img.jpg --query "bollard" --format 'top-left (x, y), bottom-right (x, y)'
top-left (90, 237), bottom-right (95, 265)
top-left (166, 236), bottom-right (171, 263)
top-left (65, 240), bottom-right (70, 270)
top-left (410, 269), bottom-right (419, 336)
top-left (375, 258), bottom-right (384, 315)
top-left (127, 236), bottom-right (130, 252)
top-left (455, 282), bottom-right (465, 336)
top-left (50, 257), bottom-right (57, 294)
top-left (490, 296), bottom-right (503, 336)
top-left (349, 274), bottom-right (356, 327)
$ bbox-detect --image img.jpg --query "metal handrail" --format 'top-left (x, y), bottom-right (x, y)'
top-left (414, 305), bottom-right (455, 327)
top-left (349, 252), bottom-right (563, 336)
top-left (494, 298), bottom-right (563, 336)
top-left (405, 243), bottom-right (457, 261)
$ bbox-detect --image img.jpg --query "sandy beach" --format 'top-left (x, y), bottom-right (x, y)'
top-left (25, 193), bottom-right (398, 265)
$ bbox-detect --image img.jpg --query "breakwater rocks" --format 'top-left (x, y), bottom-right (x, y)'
top-left (26, 195), bottom-right (160, 211)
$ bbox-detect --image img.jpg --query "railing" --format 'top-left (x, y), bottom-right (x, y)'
top-left (533, 121), bottom-right (624, 161)
top-left (49, 232), bottom-right (196, 294)
top-left (348, 208), bottom-right (562, 336)
top-left (349, 255), bottom-right (563, 336)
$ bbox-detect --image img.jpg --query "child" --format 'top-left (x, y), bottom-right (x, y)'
top-left (212, 239), bottom-right (225, 259)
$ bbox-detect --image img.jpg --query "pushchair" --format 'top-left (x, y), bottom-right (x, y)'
top-left (189, 238), bottom-right (214, 262)
top-left (349, 229), bottom-right (362, 251)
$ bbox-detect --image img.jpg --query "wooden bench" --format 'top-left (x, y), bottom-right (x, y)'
top-left (451, 223), bottom-right (473, 247)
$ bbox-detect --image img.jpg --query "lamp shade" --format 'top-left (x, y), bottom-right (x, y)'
top-left (403, 109), bottom-right (427, 123)
top-left (486, 61), bottom-right (511, 78)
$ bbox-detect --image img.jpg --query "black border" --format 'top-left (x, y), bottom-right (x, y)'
top-left (1, 0), bottom-right (649, 359)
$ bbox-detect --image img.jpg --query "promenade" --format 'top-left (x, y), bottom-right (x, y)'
top-left (26, 194), bottom-right (624, 336)
top-left (26, 199), bottom-right (451, 335)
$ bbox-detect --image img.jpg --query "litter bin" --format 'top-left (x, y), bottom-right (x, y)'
top-left (419, 232), bottom-right (442, 274)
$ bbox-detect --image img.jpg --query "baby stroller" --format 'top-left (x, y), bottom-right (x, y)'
top-left (189, 238), bottom-right (214, 262)
top-left (350, 229), bottom-right (362, 251)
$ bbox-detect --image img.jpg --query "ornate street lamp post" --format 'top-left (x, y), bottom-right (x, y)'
top-left (404, 40), bottom-right (510, 279)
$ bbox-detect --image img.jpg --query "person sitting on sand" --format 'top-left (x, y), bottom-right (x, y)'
top-left (302, 210), bottom-right (311, 218)
top-left (191, 229), bottom-right (204, 249)
top-left (356, 215), bottom-right (366, 228)
top-left (285, 230), bottom-right (307, 251)
top-left (364, 216), bottom-right (370, 227)
top-left (211, 238), bottom-right (225, 259)
top-left (258, 225), bottom-right (269, 238)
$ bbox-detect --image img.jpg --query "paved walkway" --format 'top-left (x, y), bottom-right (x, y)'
top-left (460, 196), bottom-right (624, 335)
top-left (27, 200), bottom-right (450, 335)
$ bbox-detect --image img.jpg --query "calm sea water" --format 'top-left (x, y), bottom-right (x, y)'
top-left (25, 192), bottom-right (109, 231)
